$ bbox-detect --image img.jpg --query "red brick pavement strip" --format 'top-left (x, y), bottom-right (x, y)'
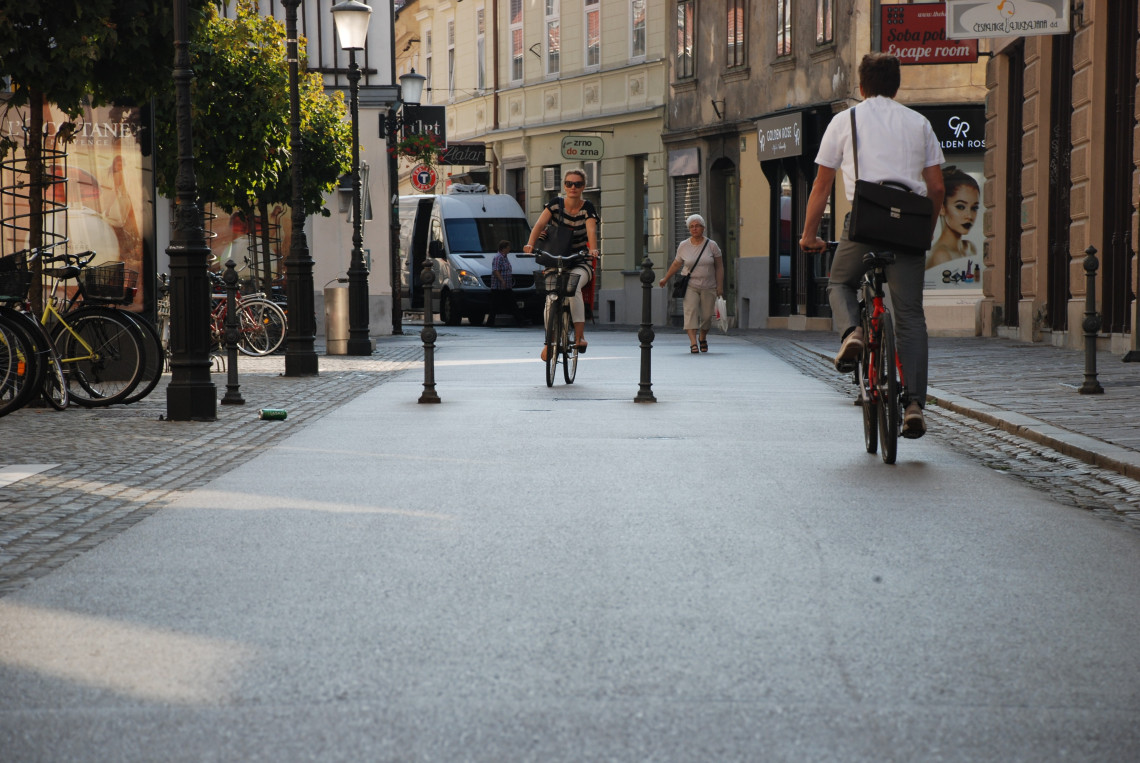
top-left (748, 329), bottom-right (1140, 482)
top-left (0, 337), bottom-right (426, 598)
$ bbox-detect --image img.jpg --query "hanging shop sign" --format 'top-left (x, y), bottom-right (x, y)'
top-left (920, 106), bottom-right (987, 154)
top-left (560, 135), bottom-right (604, 161)
top-left (438, 142), bottom-right (486, 166)
top-left (399, 105), bottom-right (447, 144)
top-left (946, 0), bottom-right (1070, 40)
top-left (882, 3), bottom-right (978, 64)
top-left (754, 113), bottom-right (803, 161)
top-left (410, 164), bottom-right (437, 192)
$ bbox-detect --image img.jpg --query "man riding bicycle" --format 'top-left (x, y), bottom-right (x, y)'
top-left (800, 52), bottom-right (945, 439)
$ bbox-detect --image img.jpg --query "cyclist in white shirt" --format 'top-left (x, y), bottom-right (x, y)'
top-left (800, 52), bottom-right (945, 439)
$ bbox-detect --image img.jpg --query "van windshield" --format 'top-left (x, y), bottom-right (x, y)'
top-left (444, 218), bottom-right (532, 254)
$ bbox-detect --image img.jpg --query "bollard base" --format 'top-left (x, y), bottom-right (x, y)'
top-left (1078, 383), bottom-right (1105, 395)
top-left (1123, 350), bottom-right (1140, 363)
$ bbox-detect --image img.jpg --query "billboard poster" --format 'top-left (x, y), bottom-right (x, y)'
top-left (1, 99), bottom-right (146, 287)
top-left (925, 158), bottom-right (984, 290)
top-left (946, 0), bottom-right (1070, 39)
top-left (882, 3), bottom-right (979, 65)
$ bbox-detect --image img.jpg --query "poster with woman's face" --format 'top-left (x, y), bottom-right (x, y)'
top-left (925, 158), bottom-right (984, 290)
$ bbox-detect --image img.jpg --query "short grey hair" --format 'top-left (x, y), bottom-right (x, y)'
top-left (686, 214), bottom-right (706, 228)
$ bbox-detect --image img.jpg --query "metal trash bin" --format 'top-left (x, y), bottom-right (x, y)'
top-left (324, 286), bottom-right (349, 355)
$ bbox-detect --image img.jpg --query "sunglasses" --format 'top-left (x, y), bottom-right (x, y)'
top-left (563, 180), bottom-right (585, 188)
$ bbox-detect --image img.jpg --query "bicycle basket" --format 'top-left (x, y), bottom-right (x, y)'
top-left (84, 262), bottom-right (140, 304)
top-left (539, 270), bottom-right (581, 297)
top-left (0, 251), bottom-right (31, 303)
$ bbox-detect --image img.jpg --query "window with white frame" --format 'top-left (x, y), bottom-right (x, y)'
top-left (727, 0), bottom-right (746, 68)
top-left (447, 20), bottom-right (455, 99)
top-left (816, 0), bottom-right (834, 45)
top-left (510, 0), bottom-right (523, 82)
top-left (631, 0), bottom-right (646, 60)
top-left (776, 0), bottom-right (792, 57)
top-left (585, 0), bottom-right (600, 69)
top-left (477, 8), bottom-right (486, 91)
top-left (545, 0), bottom-right (560, 77)
top-left (676, 0), bottom-right (694, 79)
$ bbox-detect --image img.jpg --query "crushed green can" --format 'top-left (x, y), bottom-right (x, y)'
top-left (258, 408), bottom-right (288, 420)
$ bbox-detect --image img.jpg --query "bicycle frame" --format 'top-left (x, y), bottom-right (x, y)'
top-left (861, 266), bottom-right (907, 407)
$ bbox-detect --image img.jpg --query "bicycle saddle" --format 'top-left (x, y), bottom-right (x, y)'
top-left (862, 251), bottom-right (897, 269)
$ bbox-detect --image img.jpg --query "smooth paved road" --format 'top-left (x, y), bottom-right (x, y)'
top-left (2, 329), bottom-right (1138, 761)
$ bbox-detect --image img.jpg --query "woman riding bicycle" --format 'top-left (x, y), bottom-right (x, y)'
top-left (523, 168), bottom-right (599, 359)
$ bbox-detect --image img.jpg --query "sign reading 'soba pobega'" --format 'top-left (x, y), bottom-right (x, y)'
top-left (561, 136), bottom-right (604, 161)
top-left (945, 0), bottom-right (1070, 40)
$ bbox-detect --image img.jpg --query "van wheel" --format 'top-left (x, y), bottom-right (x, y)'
top-left (441, 290), bottom-right (462, 326)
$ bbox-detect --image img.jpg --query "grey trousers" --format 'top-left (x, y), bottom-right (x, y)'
top-left (827, 219), bottom-right (928, 408)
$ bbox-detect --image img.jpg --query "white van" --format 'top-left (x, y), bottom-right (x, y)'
top-left (398, 185), bottom-right (538, 325)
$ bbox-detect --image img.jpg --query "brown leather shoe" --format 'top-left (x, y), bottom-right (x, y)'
top-left (834, 327), bottom-right (864, 373)
top-left (902, 403), bottom-right (926, 439)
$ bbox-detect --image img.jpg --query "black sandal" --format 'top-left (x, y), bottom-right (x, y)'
top-left (699, 340), bottom-right (708, 352)
top-left (690, 344), bottom-right (699, 354)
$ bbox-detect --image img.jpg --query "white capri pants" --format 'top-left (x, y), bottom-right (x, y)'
top-left (544, 265), bottom-right (592, 325)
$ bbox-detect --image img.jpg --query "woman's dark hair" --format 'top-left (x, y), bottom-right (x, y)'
top-left (941, 166), bottom-right (980, 199)
top-left (858, 53), bottom-right (901, 98)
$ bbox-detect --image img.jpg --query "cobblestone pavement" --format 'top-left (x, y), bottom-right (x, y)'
top-left (0, 335), bottom-right (426, 597)
top-left (3, 327), bottom-right (1139, 599)
top-left (751, 332), bottom-right (1140, 535)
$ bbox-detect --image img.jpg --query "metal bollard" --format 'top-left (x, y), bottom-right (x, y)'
top-left (1079, 246), bottom-right (1104, 395)
top-left (220, 259), bottom-right (245, 405)
top-left (418, 259), bottom-right (441, 404)
top-left (634, 253), bottom-right (657, 403)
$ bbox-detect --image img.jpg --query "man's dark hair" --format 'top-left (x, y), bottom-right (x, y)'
top-left (859, 52), bottom-right (901, 98)
top-left (497, 239), bottom-right (511, 253)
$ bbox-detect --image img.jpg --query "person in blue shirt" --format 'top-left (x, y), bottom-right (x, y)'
top-left (489, 239), bottom-right (524, 327)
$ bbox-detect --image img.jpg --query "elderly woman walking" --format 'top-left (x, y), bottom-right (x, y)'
top-left (659, 214), bottom-right (725, 353)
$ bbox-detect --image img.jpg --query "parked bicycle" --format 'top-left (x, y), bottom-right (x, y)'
top-left (42, 250), bottom-right (164, 406)
top-left (207, 270), bottom-right (287, 356)
top-left (534, 249), bottom-right (587, 387)
top-left (0, 249), bottom-right (67, 416)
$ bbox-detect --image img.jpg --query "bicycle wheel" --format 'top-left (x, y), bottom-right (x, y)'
top-left (54, 310), bottom-right (144, 407)
top-left (0, 314), bottom-right (38, 417)
top-left (859, 320), bottom-right (878, 455)
top-left (561, 308), bottom-right (578, 384)
top-left (42, 345), bottom-right (69, 410)
top-left (115, 310), bottom-right (164, 405)
top-left (876, 312), bottom-right (900, 465)
top-left (236, 298), bottom-right (287, 356)
top-left (544, 297), bottom-right (559, 388)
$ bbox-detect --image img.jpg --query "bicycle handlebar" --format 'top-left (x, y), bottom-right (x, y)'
top-left (534, 249), bottom-right (588, 268)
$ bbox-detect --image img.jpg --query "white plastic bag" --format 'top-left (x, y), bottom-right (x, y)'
top-left (713, 296), bottom-right (729, 334)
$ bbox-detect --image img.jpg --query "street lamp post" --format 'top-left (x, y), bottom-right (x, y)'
top-left (166, 0), bottom-right (217, 421)
top-left (383, 68), bottom-right (426, 330)
top-left (332, 0), bottom-right (374, 356)
top-left (282, 0), bottom-right (319, 377)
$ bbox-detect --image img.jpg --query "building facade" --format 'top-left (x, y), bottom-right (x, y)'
top-left (396, 0), bottom-right (670, 325)
top-left (667, 1), bottom-right (989, 333)
top-left (980, 0), bottom-right (1138, 357)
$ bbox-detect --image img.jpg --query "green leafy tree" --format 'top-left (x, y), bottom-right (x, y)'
top-left (0, 0), bottom-right (216, 309)
top-left (153, 0), bottom-right (350, 287)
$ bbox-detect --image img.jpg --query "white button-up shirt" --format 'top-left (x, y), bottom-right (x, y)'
top-left (815, 96), bottom-right (945, 201)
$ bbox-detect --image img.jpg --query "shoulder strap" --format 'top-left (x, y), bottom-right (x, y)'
top-left (849, 108), bottom-right (860, 181)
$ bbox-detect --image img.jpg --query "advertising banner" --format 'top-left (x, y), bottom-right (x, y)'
top-left (1, 100), bottom-right (146, 284)
top-left (946, 0), bottom-right (1070, 39)
top-left (882, 3), bottom-right (979, 64)
top-left (925, 158), bottom-right (984, 290)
